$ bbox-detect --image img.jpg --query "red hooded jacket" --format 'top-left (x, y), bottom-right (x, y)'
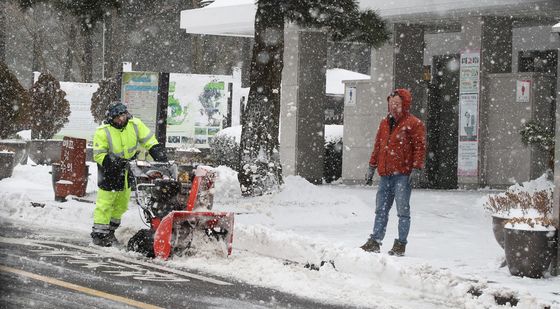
top-left (369, 89), bottom-right (426, 176)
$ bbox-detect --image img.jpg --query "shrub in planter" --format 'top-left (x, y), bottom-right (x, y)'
top-left (483, 178), bottom-right (553, 248)
top-left (504, 217), bottom-right (557, 278)
top-left (483, 176), bottom-right (557, 277)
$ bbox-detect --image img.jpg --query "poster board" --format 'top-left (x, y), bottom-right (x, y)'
top-left (121, 72), bottom-right (160, 134)
top-left (166, 73), bottom-right (233, 148)
top-left (457, 51), bottom-right (480, 177)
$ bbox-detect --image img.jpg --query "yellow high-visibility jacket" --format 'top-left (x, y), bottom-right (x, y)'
top-left (93, 117), bottom-right (158, 191)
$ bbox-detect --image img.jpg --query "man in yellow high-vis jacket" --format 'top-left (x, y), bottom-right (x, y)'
top-left (91, 102), bottom-right (167, 247)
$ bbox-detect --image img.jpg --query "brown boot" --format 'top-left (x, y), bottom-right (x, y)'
top-left (387, 239), bottom-right (406, 256)
top-left (360, 238), bottom-right (380, 253)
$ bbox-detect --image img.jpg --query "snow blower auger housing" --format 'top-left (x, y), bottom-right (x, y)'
top-left (127, 161), bottom-right (234, 259)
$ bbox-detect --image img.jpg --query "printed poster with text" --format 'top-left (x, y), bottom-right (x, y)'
top-left (166, 73), bottom-right (232, 148)
top-left (121, 72), bottom-right (159, 133)
top-left (458, 51), bottom-right (480, 177)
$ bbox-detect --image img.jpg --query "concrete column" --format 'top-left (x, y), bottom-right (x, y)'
top-left (342, 42), bottom-right (393, 183)
top-left (393, 23), bottom-right (426, 118)
top-left (554, 31), bottom-right (560, 276)
top-left (553, 45), bottom-right (560, 275)
top-left (459, 16), bottom-right (513, 188)
top-left (279, 25), bottom-right (327, 184)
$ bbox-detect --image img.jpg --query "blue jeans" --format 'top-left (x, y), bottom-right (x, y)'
top-left (370, 174), bottom-right (412, 245)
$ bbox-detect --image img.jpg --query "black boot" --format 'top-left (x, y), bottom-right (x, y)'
top-left (91, 232), bottom-right (113, 247)
top-left (107, 220), bottom-right (121, 246)
top-left (106, 230), bottom-right (120, 246)
top-left (360, 238), bottom-right (380, 253)
top-left (387, 239), bottom-right (406, 256)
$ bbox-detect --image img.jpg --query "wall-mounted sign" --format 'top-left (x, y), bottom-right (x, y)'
top-left (458, 51), bottom-right (481, 177)
top-left (516, 80), bottom-right (531, 103)
top-left (344, 86), bottom-right (356, 106)
top-left (121, 72), bottom-right (160, 133)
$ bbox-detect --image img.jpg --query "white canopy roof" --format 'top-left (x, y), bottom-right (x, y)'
top-left (180, 0), bottom-right (557, 37)
top-left (553, 22), bottom-right (560, 33)
top-left (326, 68), bottom-right (370, 95)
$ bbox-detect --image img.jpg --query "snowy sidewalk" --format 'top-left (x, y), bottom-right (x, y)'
top-left (0, 163), bottom-right (559, 308)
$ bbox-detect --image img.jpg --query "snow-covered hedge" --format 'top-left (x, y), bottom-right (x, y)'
top-left (209, 125), bottom-right (343, 183)
top-left (209, 126), bottom-right (242, 171)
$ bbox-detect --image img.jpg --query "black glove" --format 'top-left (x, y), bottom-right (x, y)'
top-left (103, 153), bottom-right (128, 171)
top-left (365, 165), bottom-right (376, 186)
top-left (149, 144), bottom-right (168, 162)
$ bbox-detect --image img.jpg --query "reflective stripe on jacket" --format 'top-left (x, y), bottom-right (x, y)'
top-left (369, 113), bottom-right (426, 176)
top-left (93, 117), bottom-right (159, 190)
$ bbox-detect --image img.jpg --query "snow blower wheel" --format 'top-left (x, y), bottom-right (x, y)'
top-left (127, 229), bottom-right (155, 258)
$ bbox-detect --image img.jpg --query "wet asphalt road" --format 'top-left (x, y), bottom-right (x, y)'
top-left (0, 222), bottom-right (356, 309)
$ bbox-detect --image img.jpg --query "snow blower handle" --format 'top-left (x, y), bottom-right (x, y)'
top-left (107, 151), bottom-right (140, 171)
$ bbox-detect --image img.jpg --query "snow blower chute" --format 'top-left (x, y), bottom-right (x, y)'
top-left (127, 161), bottom-right (234, 259)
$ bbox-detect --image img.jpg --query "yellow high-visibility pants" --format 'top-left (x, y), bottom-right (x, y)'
top-left (93, 187), bottom-right (132, 226)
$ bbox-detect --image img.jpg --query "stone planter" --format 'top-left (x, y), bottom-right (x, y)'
top-left (0, 152), bottom-right (15, 180)
top-left (168, 148), bottom-right (212, 165)
top-left (0, 139), bottom-right (28, 166)
top-left (492, 215), bottom-right (510, 249)
top-left (504, 226), bottom-right (557, 278)
top-left (28, 140), bottom-right (63, 165)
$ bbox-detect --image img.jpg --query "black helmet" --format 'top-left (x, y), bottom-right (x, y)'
top-left (106, 101), bottom-right (128, 119)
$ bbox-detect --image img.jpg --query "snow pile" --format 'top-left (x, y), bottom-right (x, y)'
top-left (0, 163), bottom-right (559, 308)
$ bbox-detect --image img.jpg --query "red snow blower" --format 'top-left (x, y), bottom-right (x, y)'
top-left (127, 161), bottom-right (234, 259)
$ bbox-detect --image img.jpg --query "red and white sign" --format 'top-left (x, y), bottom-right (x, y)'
top-left (516, 80), bottom-right (531, 103)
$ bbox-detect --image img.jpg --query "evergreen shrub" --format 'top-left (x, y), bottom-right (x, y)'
top-left (91, 77), bottom-right (119, 124)
top-left (27, 73), bottom-right (70, 139)
top-left (0, 62), bottom-right (31, 139)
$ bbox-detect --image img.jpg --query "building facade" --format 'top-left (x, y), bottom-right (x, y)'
top-left (344, 0), bottom-right (560, 190)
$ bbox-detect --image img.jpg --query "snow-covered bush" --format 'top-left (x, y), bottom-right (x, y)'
top-left (26, 73), bottom-right (70, 139)
top-left (209, 133), bottom-right (240, 171)
top-left (0, 62), bottom-right (31, 139)
top-left (90, 77), bottom-right (119, 124)
top-left (324, 125), bottom-right (343, 183)
top-left (520, 121), bottom-right (554, 150)
top-left (519, 121), bottom-right (554, 170)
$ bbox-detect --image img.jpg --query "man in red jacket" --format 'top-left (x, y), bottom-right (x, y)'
top-left (361, 88), bottom-right (426, 256)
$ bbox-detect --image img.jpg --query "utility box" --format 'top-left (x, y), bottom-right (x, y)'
top-left (485, 72), bottom-right (556, 187)
top-left (54, 137), bottom-right (88, 201)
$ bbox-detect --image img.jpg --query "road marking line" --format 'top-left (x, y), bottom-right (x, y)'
top-left (0, 236), bottom-right (232, 286)
top-left (0, 265), bottom-right (163, 309)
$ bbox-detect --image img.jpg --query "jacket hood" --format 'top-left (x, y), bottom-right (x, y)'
top-left (387, 88), bottom-right (412, 114)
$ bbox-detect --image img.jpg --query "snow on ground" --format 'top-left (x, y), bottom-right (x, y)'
top-left (0, 163), bottom-right (559, 309)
